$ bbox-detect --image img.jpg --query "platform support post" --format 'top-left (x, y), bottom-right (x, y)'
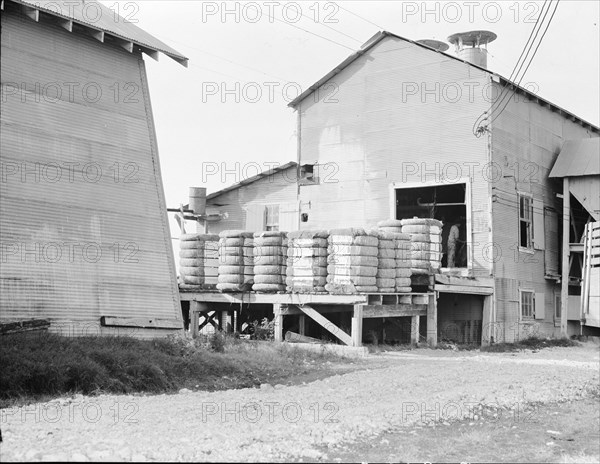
top-left (190, 301), bottom-right (208, 338)
top-left (274, 303), bottom-right (283, 342)
top-left (352, 304), bottom-right (363, 347)
top-left (427, 293), bottom-right (437, 347)
top-left (410, 315), bottom-right (420, 345)
top-left (299, 314), bottom-right (306, 335)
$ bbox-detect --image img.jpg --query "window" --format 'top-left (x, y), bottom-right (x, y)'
top-left (299, 164), bottom-right (318, 185)
top-left (265, 205), bottom-right (279, 231)
top-left (520, 290), bottom-right (535, 319)
top-left (519, 193), bottom-right (533, 250)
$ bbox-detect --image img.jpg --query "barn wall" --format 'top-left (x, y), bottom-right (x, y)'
top-left (204, 166), bottom-right (299, 235)
top-left (296, 36), bottom-right (493, 276)
top-left (490, 81), bottom-right (598, 341)
top-left (0, 13), bottom-right (181, 336)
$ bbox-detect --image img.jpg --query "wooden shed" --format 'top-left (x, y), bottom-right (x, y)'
top-left (0, 0), bottom-right (187, 336)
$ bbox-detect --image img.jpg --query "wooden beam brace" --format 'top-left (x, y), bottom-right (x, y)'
top-left (100, 316), bottom-right (182, 330)
top-left (120, 40), bottom-right (134, 53)
top-left (90, 29), bottom-right (104, 43)
top-left (362, 304), bottom-right (427, 319)
top-left (294, 304), bottom-right (353, 346)
top-left (22, 5), bottom-right (39, 21)
top-left (60, 19), bottom-right (73, 32)
top-left (142, 48), bottom-right (160, 62)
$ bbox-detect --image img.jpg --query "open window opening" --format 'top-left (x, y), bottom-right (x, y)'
top-left (395, 183), bottom-right (468, 269)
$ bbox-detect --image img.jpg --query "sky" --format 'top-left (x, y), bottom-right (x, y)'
top-left (101, 0), bottom-right (599, 209)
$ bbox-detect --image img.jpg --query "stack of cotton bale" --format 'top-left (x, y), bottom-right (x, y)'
top-left (368, 229), bottom-right (396, 293)
top-left (394, 232), bottom-right (413, 292)
top-left (325, 228), bottom-right (379, 294)
top-left (401, 217), bottom-right (443, 275)
top-left (286, 230), bottom-right (328, 293)
top-left (216, 230), bottom-right (254, 292)
top-left (253, 231), bottom-right (288, 293)
top-left (179, 233), bottom-right (219, 287)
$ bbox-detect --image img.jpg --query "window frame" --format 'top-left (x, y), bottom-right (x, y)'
top-left (519, 288), bottom-right (535, 320)
top-left (390, 177), bottom-right (473, 275)
top-left (264, 204), bottom-right (280, 231)
top-left (518, 192), bottom-right (534, 253)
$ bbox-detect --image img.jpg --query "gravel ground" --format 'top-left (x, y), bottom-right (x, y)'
top-left (1, 343), bottom-right (598, 462)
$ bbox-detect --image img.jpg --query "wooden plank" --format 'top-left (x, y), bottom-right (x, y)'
top-left (0, 319), bottom-right (50, 335)
top-left (434, 274), bottom-right (494, 287)
top-left (279, 305), bottom-right (353, 316)
top-left (179, 291), bottom-right (368, 305)
top-left (100, 316), bottom-right (182, 330)
top-left (410, 315), bottom-right (420, 345)
top-left (352, 305), bottom-right (364, 347)
top-left (427, 293), bottom-right (438, 347)
top-left (435, 284), bottom-right (494, 295)
top-left (362, 304), bottom-right (427, 319)
top-left (295, 304), bottom-right (353, 346)
top-left (285, 331), bottom-right (320, 343)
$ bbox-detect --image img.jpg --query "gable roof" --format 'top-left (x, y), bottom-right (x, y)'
top-left (6, 0), bottom-right (188, 66)
top-left (288, 31), bottom-right (598, 133)
top-left (549, 138), bottom-right (600, 178)
top-left (207, 162), bottom-right (297, 200)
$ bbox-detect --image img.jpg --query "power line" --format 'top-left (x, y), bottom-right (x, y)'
top-left (473, 0), bottom-right (561, 136)
top-left (489, 0), bottom-right (561, 124)
top-left (156, 35), bottom-right (295, 83)
top-left (472, 0), bottom-right (553, 135)
top-left (296, 10), bottom-right (362, 44)
top-left (269, 14), bottom-right (356, 51)
top-left (338, 4), bottom-right (384, 30)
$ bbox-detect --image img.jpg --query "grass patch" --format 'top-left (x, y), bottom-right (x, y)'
top-left (0, 331), bottom-right (347, 408)
top-left (366, 336), bottom-right (580, 354)
top-left (482, 336), bottom-right (579, 353)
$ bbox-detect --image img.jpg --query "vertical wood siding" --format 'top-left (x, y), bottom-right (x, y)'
top-left (490, 82), bottom-right (598, 341)
top-left (0, 13), bottom-right (181, 336)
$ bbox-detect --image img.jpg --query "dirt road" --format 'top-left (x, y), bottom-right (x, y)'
top-left (1, 344), bottom-right (598, 462)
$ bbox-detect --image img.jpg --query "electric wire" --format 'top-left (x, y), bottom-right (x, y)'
top-left (338, 4), bottom-right (384, 30)
top-left (478, 0), bottom-right (553, 124)
top-left (472, 0), bottom-right (560, 136)
top-left (488, 0), bottom-right (561, 125)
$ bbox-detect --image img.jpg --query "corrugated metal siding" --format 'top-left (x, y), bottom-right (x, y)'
top-left (297, 36), bottom-right (492, 275)
top-left (0, 13), bottom-right (181, 335)
top-left (490, 81), bottom-right (597, 341)
top-left (204, 166), bottom-right (298, 235)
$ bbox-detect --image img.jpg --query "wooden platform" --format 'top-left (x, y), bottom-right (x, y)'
top-left (179, 288), bottom-right (437, 347)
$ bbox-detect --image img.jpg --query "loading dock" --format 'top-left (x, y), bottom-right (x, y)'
top-left (179, 289), bottom-right (438, 347)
